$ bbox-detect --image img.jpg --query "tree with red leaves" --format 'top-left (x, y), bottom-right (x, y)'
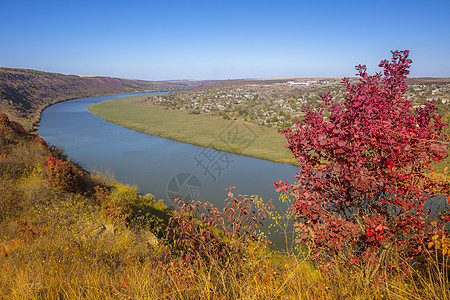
top-left (275, 51), bottom-right (449, 272)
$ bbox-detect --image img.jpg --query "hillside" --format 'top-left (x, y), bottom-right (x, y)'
top-left (0, 68), bottom-right (188, 130)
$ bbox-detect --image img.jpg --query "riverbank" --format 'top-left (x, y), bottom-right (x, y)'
top-left (88, 94), bottom-right (297, 165)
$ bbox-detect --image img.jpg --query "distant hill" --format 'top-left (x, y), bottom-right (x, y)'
top-left (405, 77), bottom-right (450, 85)
top-left (0, 68), bottom-right (188, 130)
top-left (193, 77), bottom-right (450, 90)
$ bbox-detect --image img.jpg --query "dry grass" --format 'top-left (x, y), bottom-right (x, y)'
top-left (2, 233), bottom-right (448, 299)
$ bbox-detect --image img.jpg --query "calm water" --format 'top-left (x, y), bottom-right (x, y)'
top-left (38, 93), bottom-right (299, 211)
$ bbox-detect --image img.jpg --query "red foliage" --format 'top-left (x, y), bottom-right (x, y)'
top-left (93, 185), bottom-right (110, 205)
top-left (102, 201), bottom-right (129, 226)
top-left (34, 135), bottom-right (49, 150)
top-left (275, 51), bottom-right (450, 267)
top-left (166, 187), bottom-right (273, 271)
top-left (0, 113), bottom-right (29, 143)
top-left (16, 219), bottom-right (46, 241)
top-left (45, 156), bottom-right (85, 193)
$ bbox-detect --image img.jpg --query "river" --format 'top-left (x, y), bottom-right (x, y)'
top-left (38, 93), bottom-right (299, 212)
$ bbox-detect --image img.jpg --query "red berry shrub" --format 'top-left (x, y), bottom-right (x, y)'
top-left (275, 51), bottom-right (449, 271)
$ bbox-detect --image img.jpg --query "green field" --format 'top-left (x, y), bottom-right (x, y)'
top-left (88, 95), bottom-right (296, 164)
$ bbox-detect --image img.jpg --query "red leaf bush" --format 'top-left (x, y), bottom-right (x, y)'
top-left (45, 156), bottom-right (85, 193)
top-left (275, 51), bottom-right (450, 273)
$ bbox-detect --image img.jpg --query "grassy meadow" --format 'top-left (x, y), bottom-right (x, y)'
top-left (88, 94), bottom-right (297, 164)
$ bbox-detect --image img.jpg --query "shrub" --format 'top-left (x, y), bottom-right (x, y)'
top-left (165, 187), bottom-right (273, 272)
top-left (275, 51), bottom-right (450, 276)
top-left (99, 183), bottom-right (138, 226)
top-left (45, 156), bottom-right (85, 193)
top-left (129, 194), bottom-right (171, 239)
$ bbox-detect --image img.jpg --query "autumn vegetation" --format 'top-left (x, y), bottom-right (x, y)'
top-left (276, 50), bottom-right (450, 285)
top-left (0, 67), bottom-right (187, 130)
top-left (1, 52), bottom-right (449, 299)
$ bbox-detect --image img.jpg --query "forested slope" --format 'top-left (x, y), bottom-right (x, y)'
top-left (0, 68), bottom-right (187, 130)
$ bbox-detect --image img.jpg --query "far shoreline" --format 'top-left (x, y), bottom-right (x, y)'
top-left (88, 95), bottom-right (298, 166)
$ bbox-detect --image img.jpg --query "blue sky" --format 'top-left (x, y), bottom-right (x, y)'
top-left (1, 0), bottom-right (449, 80)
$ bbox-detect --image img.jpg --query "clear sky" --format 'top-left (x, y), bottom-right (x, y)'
top-left (1, 0), bottom-right (449, 80)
